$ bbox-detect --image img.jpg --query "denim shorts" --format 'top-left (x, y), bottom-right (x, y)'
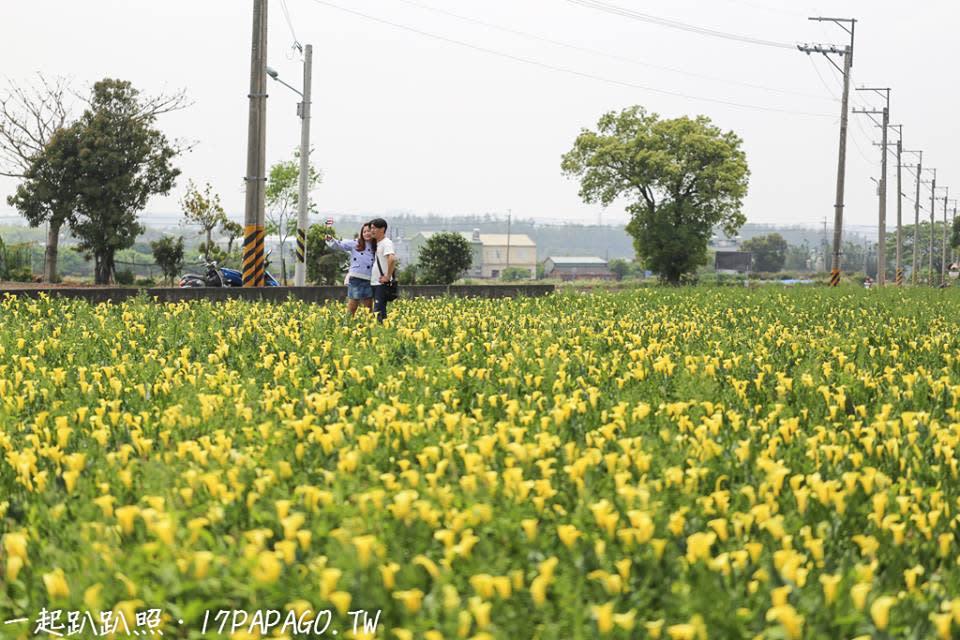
top-left (346, 276), bottom-right (373, 300)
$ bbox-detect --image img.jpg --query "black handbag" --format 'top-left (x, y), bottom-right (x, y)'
top-left (375, 254), bottom-right (399, 301)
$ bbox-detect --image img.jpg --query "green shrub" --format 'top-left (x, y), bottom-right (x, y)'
top-left (115, 269), bottom-right (135, 285)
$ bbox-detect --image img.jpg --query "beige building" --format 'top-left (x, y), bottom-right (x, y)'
top-left (478, 234), bottom-right (536, 279)
top-left (407, 230), bottom-right (537, 280)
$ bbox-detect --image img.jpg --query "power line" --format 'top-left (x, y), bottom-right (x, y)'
top-left (305, 0), bottom-right (835, 118)
top-left (279, 0), bottom-right (304, 51)
top-left (562, 0), bottom-right (797, 50)
top-left (815, 60), bottom-right (877, 167)
top-left (391, 0), bottom-right (833, 101)
top-left (806, 55), bottom-right (839, 101)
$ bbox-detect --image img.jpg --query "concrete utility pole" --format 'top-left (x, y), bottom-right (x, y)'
top-left (952, 200), bottom-right (958, 268)
top-left (904, 150), bottom-right (923, 284)
top-left (294, 44), bottom-right (313, 287)
top-left (854, 87), bottom-right (890, 285)
top-left (893, 128), bottom-right (903, 285)
top-left (928, 169), bottom-right (937, 286)
top-left (506, 209), bottom-right (512, 270)
top-left (942, 187), bottom-right (950, 286)
top-left (799, 17), bottom-right (856, 286)
top-left (822, 216), bottom-right (829, 271)
top-left (242, 0), bottom-right (269, 287)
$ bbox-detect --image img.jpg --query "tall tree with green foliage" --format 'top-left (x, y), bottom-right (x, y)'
top-left (7, 125), bottom-right (80, 282)
top-left (1, 75), bottom-right (73, 282)
top-left (266, 150), bottom-right (322, 285)
top-left (562, 106), bottom-right (749, 284)
top-left (150, 235), bottom-right (185, 286)
top-left (17, 79), bottom-right (184, 284)
top-left (181, 180), bottom-right (227, 260)
top-left (741, 233), bottom-right (788, 272)
top-left (418, 232), bottom-right (473, 284)
top-left (305, 224), bottom-right (347, 285)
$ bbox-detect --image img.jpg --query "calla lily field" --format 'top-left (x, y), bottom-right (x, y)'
top-left (2, 288), bottom-right (960, 639)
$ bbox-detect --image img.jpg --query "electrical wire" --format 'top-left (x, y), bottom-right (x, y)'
top-left (305, 0), bottom-right (835, 118)
top-left (391, 0), bottom-right (834, 101)
top-left (562, 0), bottom-right (796, 50)
top-left (810, 59), bottom-right (877, 166)
top-left (279, 0), bottom-right (304, 52)
top-left (806, 56), bottom-right (839, 101)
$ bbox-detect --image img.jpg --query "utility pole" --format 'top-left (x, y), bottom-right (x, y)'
top-left (506, 209), bottom-right (512, 270)
top-left (904, 150), bottom-right (923, 284)
top-left (822, 216), bottom-right (829, 271)
top-left (927, 169), bottom-right (937, 286)
top-left (892, 127), bottom-right (903, 285)
top-left (242, 0), bottom-right (268, 287)
top-left (942, 187), bottom-right (950, 286)
top-left (294, 44), bottom-right (313, 287)
top-left (853, 87), bottom-right (890, 285)
top-left (799, 17), bottom-right (856, 287)
top-left (952, 199), bottom-right (958, 268)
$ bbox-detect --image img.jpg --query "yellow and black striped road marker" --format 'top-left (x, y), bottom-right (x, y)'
top-left (896, 269), bottom-right (904, 286)
top-left (296, 227), bottom-right (306, 264)
top-left (242, 224), bottom-right (265, 287)
top-left (829, 269), bottom-right (840, 287)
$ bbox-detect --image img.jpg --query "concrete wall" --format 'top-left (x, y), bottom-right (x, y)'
top-left (0, 284), bottom-right (554, 304)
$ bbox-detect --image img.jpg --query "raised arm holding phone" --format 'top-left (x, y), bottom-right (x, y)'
top-left (325, 222), bottom-right (376, 316)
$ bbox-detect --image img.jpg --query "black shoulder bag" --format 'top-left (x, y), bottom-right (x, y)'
top-left (375, 254), bottom-right (399, 301)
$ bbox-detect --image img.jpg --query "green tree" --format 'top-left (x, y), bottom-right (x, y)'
top-left (150, 235), bottom-right (185, 286)
top-left (562, 106), bottom-right (749, 284)
top-left (305, 224), bottom-right (347, 285)
top-left (220, 219), bottom-right (243, 259)
top-left (1, 75), bottom-right (73, 282)
top-left (883, 222), bottom-right (949, 281)
top-left (25, 79), bottom-right (182, 284)
top-left (397, 263), bottom-right (418, 285)
top-left (741, 233), bottom-right (787, 272)
top-left (418, 232), bottom-right (473, 284)
top-left (266, 150), bottom-right (322, 285)
top-left (181, 180), bottom-right (227, 260)
top-left (608, 258), bottom-right (630, 281)
top-left (6, 125), bottom-right (80, 284)
top-left (784, 242), bottom-right (812, 271)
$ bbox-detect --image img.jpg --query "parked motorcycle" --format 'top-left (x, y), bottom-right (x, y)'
top-left (179, 257), bottom-right (280, 288)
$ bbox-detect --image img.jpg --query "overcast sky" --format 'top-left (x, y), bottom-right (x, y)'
top-left (1, 0), bottom-right (956, 231)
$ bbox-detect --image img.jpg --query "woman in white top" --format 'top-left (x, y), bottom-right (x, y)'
top-left (325, 223), bottom-right (377, 316)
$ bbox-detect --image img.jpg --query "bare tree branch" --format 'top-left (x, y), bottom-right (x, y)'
top-left (71, 81), bottom-right (193, 122)
top-left (135, 86), bottom-right (193, 121)
top-left (0, 73), bottom-right (73, 177)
